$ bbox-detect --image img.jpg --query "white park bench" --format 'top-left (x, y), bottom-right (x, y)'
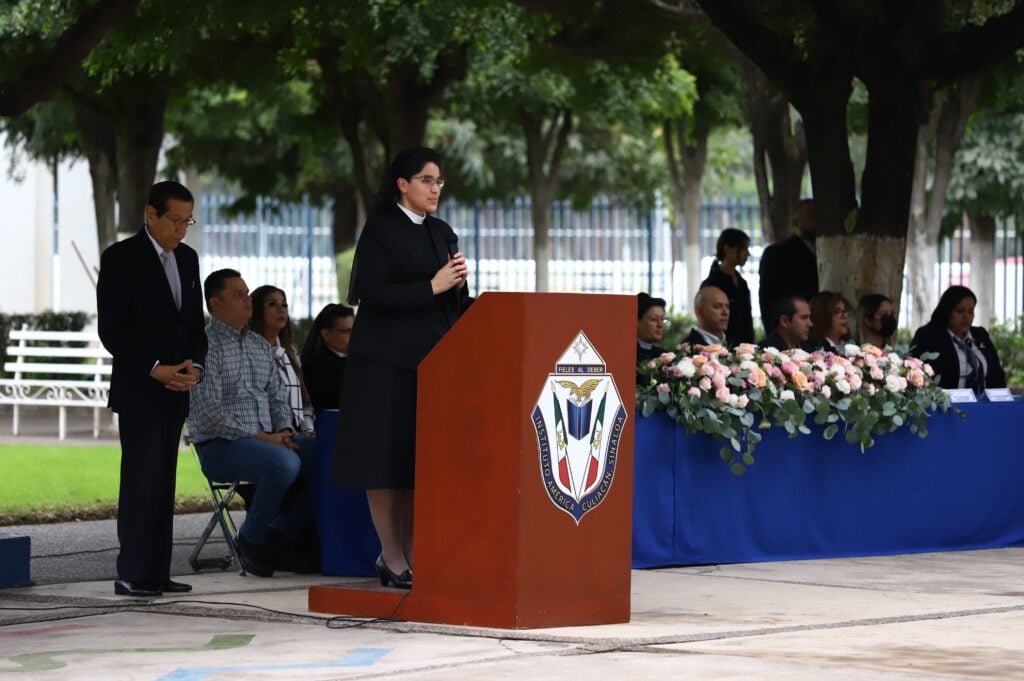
top-left (0, 325), bottom-right (113, 440)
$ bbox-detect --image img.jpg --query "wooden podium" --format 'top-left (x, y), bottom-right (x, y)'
top-left (309, 292), bottom-right (635, 628)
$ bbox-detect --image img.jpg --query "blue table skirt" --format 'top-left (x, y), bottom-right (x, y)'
top-left (632, 401), bottom-right (1024, 568)
top-left (315, 404), bottom-right (1024, 575)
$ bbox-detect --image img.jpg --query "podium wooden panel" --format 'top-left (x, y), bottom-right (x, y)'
top-left (310, 292), bottom-right (635, 628)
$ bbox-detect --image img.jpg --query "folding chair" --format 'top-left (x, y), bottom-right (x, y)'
top-left (188, 445), bottom-right (250, 576)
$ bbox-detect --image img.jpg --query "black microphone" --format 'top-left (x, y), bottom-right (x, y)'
top-left (445, 234), bottom-right (458, 259)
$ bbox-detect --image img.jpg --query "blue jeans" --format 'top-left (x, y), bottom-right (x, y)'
top-left (197, 435), bottom-right (316, 544)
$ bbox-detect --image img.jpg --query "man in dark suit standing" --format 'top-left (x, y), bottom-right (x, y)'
top-left (97, 181), bottom-right (207, 597)
top-left (758, 199), bottom-right (818, 336)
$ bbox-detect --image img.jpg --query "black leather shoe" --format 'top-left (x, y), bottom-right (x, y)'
top-left (375, 555), bottom-right (412, 589)
top-left (162, 579), bottom-right (192, 593)
top-left (236, 534), bottom-right (275, 577)
top-left (114, 579), bottom-right (161, 597)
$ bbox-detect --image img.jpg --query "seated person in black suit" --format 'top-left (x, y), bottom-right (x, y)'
top-left (910, 285), bottom-right (1006, 394)
top-left (809, 291), bottom-right (852, 354)
top-left (758, 199), bottom-right (818, 336)
top-left (300, 303), bottom-right (355, 415)
top-left (685, 285), bottom-right (730, 347)
top-left (637, 292), bottom-right (668, 362)
top-left (761, 295), bottom-right (814, 351)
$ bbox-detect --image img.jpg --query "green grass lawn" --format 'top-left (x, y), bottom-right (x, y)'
top-left (0, 444), bottom-right (210, 519)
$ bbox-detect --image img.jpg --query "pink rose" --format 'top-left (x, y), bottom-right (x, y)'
top-left (670, 365), bottom-right (684, 378)
top-left (656, 383), bottom-right (671, 394)
top-left (700, 363), bottom-right (716, 378)
top-left (715, 387), bottom-right (731, 402)
top-left (687, 386), bottom-right (701, 397)
top-left (647, 360), bottom-right (657, 369)
top-left (658, 352), bottom-right (676, 365)
top-left (870, 366), bottom-right (884, 381)
top-left (781, 361), bottom-right (797, 375)
top-left (820, 385), bottom-right (832, 399)
top-left (699, 377), bottom-right (712, 391)
top-left (737, 395), bottom-right (749, 409)
top-left (923, 364), bottom-right (934, 377)
top-left (848, 374), bottom-right (862, 391)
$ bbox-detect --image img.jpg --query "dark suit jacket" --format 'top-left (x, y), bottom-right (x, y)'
top-left (302, 344), bottom-right (347, 414)
top-left (759, 331), bottom-right (816, 353)
top-left (97, 228), bottom-right (207, 417)
top-left (684, 328), bottom-right (726, 348)
top-left (348, 205), bottom-right (468, 372)
top-left (758, 235), bottom-right (818, 332)
top-left (910, 323), bottom-right (1006, 390)
top-left (701, 264), bottom-right (754, 345)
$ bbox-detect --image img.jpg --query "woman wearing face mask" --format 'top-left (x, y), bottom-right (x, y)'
top-left (857, 294), bottom-right (898, 348)
top-left (910, 285), bottom-right (1006, 393)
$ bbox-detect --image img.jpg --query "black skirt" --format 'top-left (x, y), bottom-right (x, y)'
top-left (332, 356), bottom-right (417, 489)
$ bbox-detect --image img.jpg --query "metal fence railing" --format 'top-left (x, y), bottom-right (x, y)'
top-left (199, 193), bottom-right (1022, 329)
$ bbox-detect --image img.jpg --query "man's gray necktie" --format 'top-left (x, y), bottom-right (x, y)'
top-left (160, 251), bottom-right (181, 311)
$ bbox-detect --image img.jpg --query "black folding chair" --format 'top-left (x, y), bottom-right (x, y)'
top-left (188, 445), bottom-right (250, 576)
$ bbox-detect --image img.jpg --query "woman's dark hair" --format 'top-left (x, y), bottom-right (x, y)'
top-left (637, 292), bottom-right (667, 320)
top-left (250, 285), bottom-right (309, 404)
top-left (930, 285), bottom-right (976, 328)
top-left (715, 228), bottom-right (750, 261)
top-left (147, 180), bottom-right (194, 216)
top-left (858, 293), bottom-right (892, 322)
top-left (809, 291), bottom-right (852, 343)
top-left (369, 147), bottom-right (444, 218)
top-left (301, 303), bottom-right (355, 363)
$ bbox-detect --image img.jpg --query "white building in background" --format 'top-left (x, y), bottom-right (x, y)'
top-left (0, 137), bottom-right (100, 318)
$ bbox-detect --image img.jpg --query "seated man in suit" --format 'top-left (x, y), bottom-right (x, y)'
top-left (637, 292), bottom-right (668, 363)
top-left (186, 268), bottom-right (317, 577)
top-left (685, 285), bottom-right (730, 347)
top-left (761, 295), bottom-right (814, 352)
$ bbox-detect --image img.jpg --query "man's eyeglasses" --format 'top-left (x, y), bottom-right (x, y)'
top-left (167, 216), bottom-right (197, 228)
top-left (411, 175), bottom-right (445, 189)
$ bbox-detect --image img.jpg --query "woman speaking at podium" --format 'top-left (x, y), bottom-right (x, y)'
top-left (334, 147), bottom-right (468, 589)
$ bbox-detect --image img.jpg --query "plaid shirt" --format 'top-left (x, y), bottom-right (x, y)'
top-left (186, 317), bottom-right (292, 443)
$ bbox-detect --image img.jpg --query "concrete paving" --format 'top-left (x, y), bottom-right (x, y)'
top-left (1, 547), bottom-right (1022, 679)
top-left (3, 406), bottom-right (1024, 678)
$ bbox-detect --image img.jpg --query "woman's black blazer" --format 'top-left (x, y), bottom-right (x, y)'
top-left (909, 322), bottom-right (1006, 390)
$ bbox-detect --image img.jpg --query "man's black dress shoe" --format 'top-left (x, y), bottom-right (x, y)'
top-left (162, 579), bottom-right (192, 593)
top-left (113, 579), bottom-right (161, 597)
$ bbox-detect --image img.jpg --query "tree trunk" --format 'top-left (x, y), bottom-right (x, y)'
top-left (907, 77), bottom-right (983, 328)
top-left (743, 59), bottom-right (807, 245)
top-left (71, 99), bottom-right (118, 251)
top-left (331, 185), bottom-right (359, 254)
top-left (115, 95), bottom-right (166, 235)
top-left (681, 126), bottom-right (708, 311)
top-left (968, 213), bottom-right (996, 326)
top-left (521, 108), bottom-right (572, 293)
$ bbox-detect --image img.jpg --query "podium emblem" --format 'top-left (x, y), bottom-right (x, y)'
top-left (531, 331), bottom-right (627, 524)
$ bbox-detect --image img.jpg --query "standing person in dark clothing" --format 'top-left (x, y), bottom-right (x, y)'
top-left (97, 181), bottom-right (207, 597)
top-left (701, 228), bottom-right (754, 344)
top-left (334, 147), bottom-right (468, 589)
top-left (758, 199), bottom-right (818, 336)
top-left (300, 304), bottom-right (355, 415)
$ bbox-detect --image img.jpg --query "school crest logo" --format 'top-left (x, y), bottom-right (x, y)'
top-left (531, 331), bottom-right (627, 524)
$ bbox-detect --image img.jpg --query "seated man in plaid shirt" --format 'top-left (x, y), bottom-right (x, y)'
top-left (186, 268), bottom-right (317, 577)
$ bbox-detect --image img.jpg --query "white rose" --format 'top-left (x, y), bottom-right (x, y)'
top-left (888, 352), bottom-right (902, 366)
top-left (844, 343), bottom-right (861, 357)
top-left (791, 348), bottom-right (811, 362)
top-left (675, 358), bottom-right (697, 378)
top-left (885, 374), bottom-right (903, 393)
top-left (740, 359), bottom-right (758, 372)
top-left (830, 364), bottom-right (846, 377)
top-left (764, 346), bottom-right (783, 358)
top-left (728, 394), bottom-right (740, 408)
top-left (779, 389), bottom-right (796, 401)
top-left (836, 378), bottom-right (852, 394)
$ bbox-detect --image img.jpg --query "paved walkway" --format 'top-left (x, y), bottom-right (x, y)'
top-left (3, 406), bottom-right (1024, 678)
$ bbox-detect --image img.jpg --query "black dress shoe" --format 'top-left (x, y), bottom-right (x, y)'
top-left (162, 579), bottom-right (192, 593)
top-left (114, 579), bottom-right (162, 597)
top-left (375, 555), bottom-right (412, 589)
